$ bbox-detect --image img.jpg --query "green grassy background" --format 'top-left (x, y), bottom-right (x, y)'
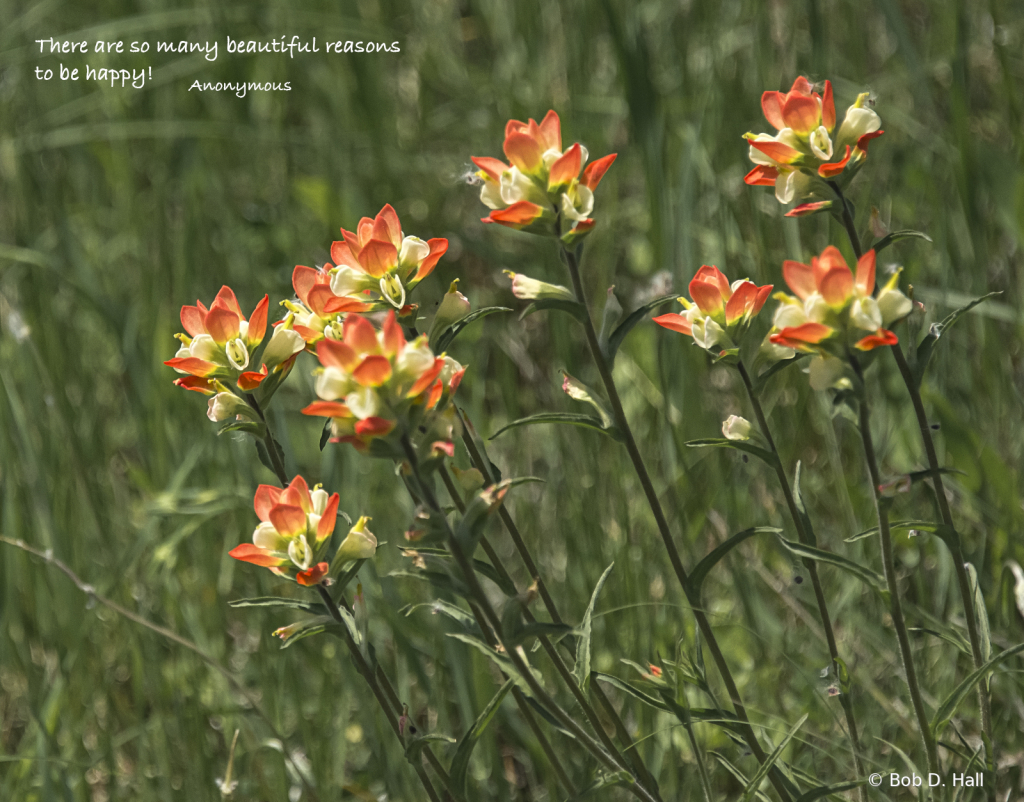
top-left (1, 0), bottom-right (1023, 799)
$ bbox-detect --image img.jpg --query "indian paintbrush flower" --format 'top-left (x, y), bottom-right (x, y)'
top-left (471, 110), bottom-right (616, 243)
top-left (301, 311), bottom-right (464, 452)
top-left (744, 77), bottom-right (883, 208)
top-left (166, 286), bottom-right (304, 399)
top-left (766, 246), bottom-right (912, 387)
top-left (285, 264), bottom-right (372, 346)
top-left (229, 476), bottom-right (342, 586)
top-left (653, 266), bottom-right (772, 354)
top-left (326, 204), bottom-right (448, 314)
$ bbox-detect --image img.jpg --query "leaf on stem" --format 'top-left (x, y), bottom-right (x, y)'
top-left (490, 412), bottom-right (623, 442)
top-left (519, 298), bottom-right (587, 323)
top-left (685, 438), bottom-right (778, 468)
top-left (449, 678), bottom-right (515, 796)
top-left (431, 306), bottom-right (511, 353)
top-left (689, 527), bottom-right (781, 596)
top-left (777, 539), bottom-right (889, 601)
top-left (792, 461), bottom-right (817, 546)
top-left (604, 293), bottom-right (678, 363)
top-left (228, 596), bottom-right (320, 613)
top-left (871, 229), bottom-right (933, 254)
top-left (910, 292), bottom-right (1001, 389)
top-left (740, 714), bottom-right (807, 802)
top-left (931, 643), bottom-right (1024, 736)
top-left (573, 562), bottom-right (614, 692)
top-left (404, 733), bottom-right (456, 761)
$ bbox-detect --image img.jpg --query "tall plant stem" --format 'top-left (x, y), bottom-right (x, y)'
top-left (316, 586), bottom-right (443, 802)
top-left (401, 436), bottom-right (660, 802)
top-left (560, 245), bottom-right (791, 802)
top-left (851, 361), bottom-right (939, 775)
top-left (831, 181), bottom-right (993, 782)
top-left (736, 362), bottom-right (866, 792)
top-left (438, 464), bottom-right (659, 798)
top-left (251, 414), bottom-right (448, 800)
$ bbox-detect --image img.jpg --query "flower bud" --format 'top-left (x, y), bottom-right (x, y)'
top-left (850, 297), bottom-right (883, 331)
top-left (504, 271), bottom-right (577, 302)
top-left (722, 415), bottom-right (752, 441)
top-left (379, 273), bottom-right (407, 309)
top-left (334, 516), bottom-right (378, 567)
top-left (206, 392), bottom-right (253, 422)
top-left (225, 338), bottom-right (250, 371)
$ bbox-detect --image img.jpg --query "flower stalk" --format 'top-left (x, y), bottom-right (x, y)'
top-left (852, 359), bottom-right (939, 776)
top-left (735, 361), bottom-right (866, 794)
top-left (400, 434), bottom-right (660, 802)
top-left (833, 181), bottom-right (994, 784)
top-left (560, 243), bottom-right (792, 802)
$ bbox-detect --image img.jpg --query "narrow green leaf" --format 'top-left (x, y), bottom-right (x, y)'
top-left (490, 412), bottom-right (622, 441)
top-left (449, 678), bottom-right (515, 797)
top-left (319, 419), bottom-right (331, 451)
top-left (591, 671), bottom-right (670, 712)
top-left (217, 419), bottom-right (264, 437)
top-left (569, 770), bottom-right (636, 799)
top-left (332, 558), bottom-right (365, 598)
top-left (752, 353), bottom-right (809, 393)
top-left (686, 438), bottom-right (778, 467)
top-left (689, 527), bottom-right (781, 595)
top-left (966, 563), bottom-right (993, 677)
top-left (794, 781), bottom-right (866, 802)
top-left (404, 733), bottom-right (456, 761)
top-left (433, 306), bottom-right (511, 353)
top-left (872, 229), bottom-right (933, 254)
top-left (712, 753), bottom-right (771, 802)
top-left (402, 599), bottom-right (480, 632)
top-left (446, 634), bottom-right (542, 693)
top-left (605, 293), bottom-right (678, 362)
top-left (574, 562), bottom-right (614, 692)
top-left (912, 292), bottom-right (1001, 388)
top-left (228, 596), bottom-right (319, 613)
top-left (792, 461), bottom-right (817, 546)
top-left (931, 643), bottom-right (1024, 735)
top-left (276, 614), bottom-right (336, 649)
top-left (778, 539), bottom-right (888, 599)
top-left (254, 439), bottom-right (275, 475)
top-left (741, 714), bottom-right (807, 802)
top-left (519, 298), bottom-right (586, 323)
top-left (845, 519), bottom-right (961, 554)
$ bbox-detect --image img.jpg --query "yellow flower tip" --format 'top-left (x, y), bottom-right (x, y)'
top-left (174, 333), bottom-right (192, 345)
top-left (502, 269), bottom-right (516, 279)
top-left (854, 92), bottom-right (871, 109)
top-left (881, 267), bottom-right (904, 293)
top-left (282, 300), bottom-right (302, 313)
top-left (677, 296), bottom-right (693, 309)
top-left (447, 279), bottom-right (460, 293)
top-left (772, 291), bottom-right (798, 304)
top-left (742, 132), bottom-right (759, 141)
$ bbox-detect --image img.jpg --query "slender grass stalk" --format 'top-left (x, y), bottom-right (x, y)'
top-left (0, 535), bottom-right (324, 802)
top-left (400, 434), bottom-right (661, 802)
top-left (851, 359), bottom-right (939, 775)
top-left (559, 244), bottom-right (791, 802)
top-left (441, 450), bottom-right (662, 798)
top-left (736, 361), bottom-right (866, 793)
top-left (831, 181), bottom-right (993, 784)
top-left (435, 464), bottom-right (581, 798)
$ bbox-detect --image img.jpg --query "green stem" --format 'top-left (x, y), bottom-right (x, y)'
top-left (244, 393), bottom-right (288, 485)
top-left (736, 362), bottom-right (866, 792)
top-left (832, 180), bottom-right (993, 789)
top-left (401, 435), bottom-right (659, 802)
top-left (560, 245), bottom-right (790, 802)
top-left (438, 464), bottom-right (659, 799)
top-left (851, 360), bottom-right (939, 775)
top-left (316, 585), bottom-right (444, 802)
top-left (889, 340), bottom-right (995, 793)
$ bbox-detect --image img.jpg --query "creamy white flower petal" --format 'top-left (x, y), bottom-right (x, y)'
top-left (398, 236), bottom-right (430, 267)
top-left (396, 339), bottom-right (435, 378)
top-left (345, 386), bottom-right (381, 420)
top-left (253, 521), bottom-right (284, 551)
top-left (850, 297), bottom-right (883, 331)
top-left (878, 288), bottom-right (912, 326)
top-left (288, 535), bottom-right (313, 571)
top-left (189, 333), bottom-right (221, 363)
top-left (810, 126), bottom-right (834, 161)
top-left (808, 355), bottom-right (848, 391)
top-left (316, 366), bottom-right (351, 401)
top-left (311, 488), bottom-right (329, 516)
top-left (837, 106), bottom-right (881, 149)
top-left (330, 266), bottom-right (367, 297)
top-left (262, 327), bottom-right (304, 368)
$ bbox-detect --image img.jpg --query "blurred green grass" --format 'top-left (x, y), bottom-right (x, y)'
top-left (1, 0), bottom-right (1022, 799)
